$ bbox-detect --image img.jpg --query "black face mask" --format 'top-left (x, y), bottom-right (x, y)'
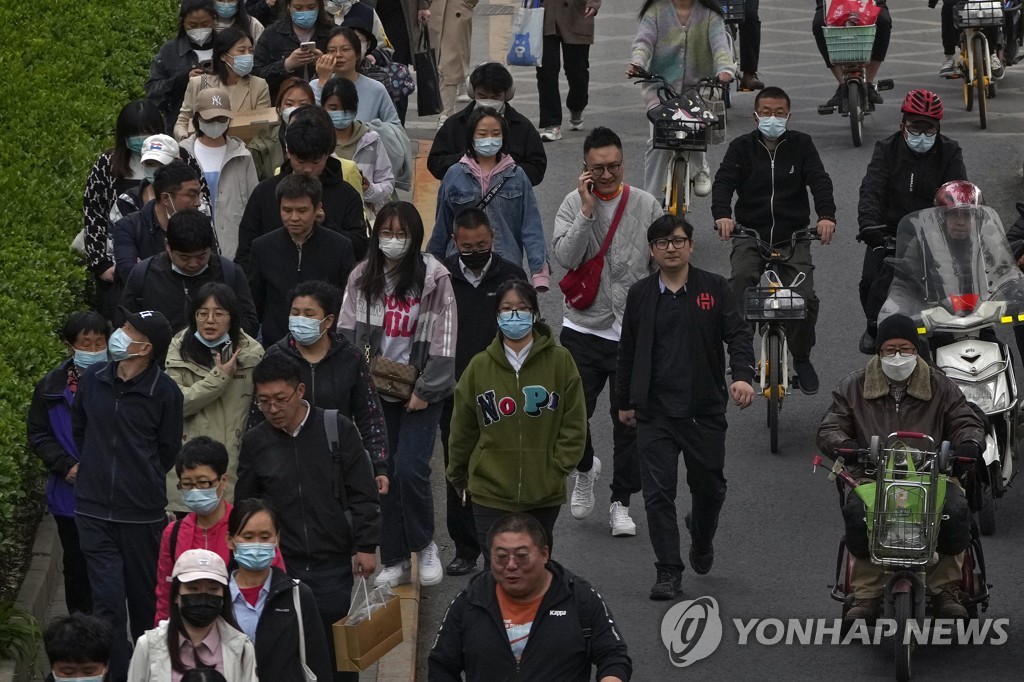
top-left (179, 593), bottom-right (223, 628)
top-left (460, 250), bottom-right (491, 271)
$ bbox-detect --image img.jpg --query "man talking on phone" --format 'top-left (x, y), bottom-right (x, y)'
top-left (551, 126), bottom-right (663, 537)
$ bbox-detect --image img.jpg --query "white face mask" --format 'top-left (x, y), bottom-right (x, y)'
top-left (187, 27), bottom-right (214, 46)
top-left (880, 353), bottom-right (917, 382)
top-left (199, 119), bottom-right (230, 138)
top-left (475, 98), bottom-right (506, 114)
top-left (379, 237), bottom-right (410, 261)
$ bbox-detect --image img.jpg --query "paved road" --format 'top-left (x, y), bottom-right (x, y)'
top-left (405, 1), bottom-right (1024, 679)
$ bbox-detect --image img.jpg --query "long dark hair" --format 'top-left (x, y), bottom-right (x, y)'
top-left (111, 100), bottom-right (165, 178)
top-left (638, 0), bottom-right (723, 19)
top-left (180, 283), bottom-right (243, 367)
top-left (357, 202), bottom-right (426, 307)
top-left (210, 27), bottom-right (253, 83)
top-left (166, 578), bottom-right (239, 674)
top-left (178, 0), bottom-right (217, 39)
top-left (227, 498), bottom-right (281, 538)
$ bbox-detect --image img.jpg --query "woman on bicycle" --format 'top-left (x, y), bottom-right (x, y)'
top-left (811, 0), bottom-right (892, 108)
top-left (628, 0), bottom-right (734, 200)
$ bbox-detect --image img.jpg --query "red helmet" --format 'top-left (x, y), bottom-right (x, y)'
top-left (901, 89), bottom-right (944, 120)
top-left (934, 181), bottom-right (984, 209)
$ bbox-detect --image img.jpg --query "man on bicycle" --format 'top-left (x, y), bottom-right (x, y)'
top-left (712, 86), bottom-right (835, 395)
top-left (933, 0), bottom-right (1004, 78)
top-left (811, 0), bottom-right (892, 107)
top-left (856, 90), bottom-right (967, 353)
top-left (817, 314), bottom-right (983, 622)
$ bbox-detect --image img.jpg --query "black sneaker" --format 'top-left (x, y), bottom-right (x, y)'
top-left (684, 515), bottom-right (714, 575)
top-left (824, 85), bottom-right (843, 108)
top-left (445, 557), bottom-right (477, 576)
top-left (858, 327), bottom-right (876, 355)
top-left (793, 358), bottom-right (819, 395)
top-left (867, 83), bottom-right (883, 105)
top-left (649, 566), bottom-right (683, 601)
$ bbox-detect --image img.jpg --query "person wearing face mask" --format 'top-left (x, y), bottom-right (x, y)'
top-left (122, 210), bottom-right (259, 337)
top-left (175, 28), bottom-right (272, 143)
top-left (247, 76), bottom-right (315, 180)
top-left (227, 499), bottom-right (333, 682)
top-left (28, 312), bottom-right (110, 617)
top-left (153, 438), bottom-right (285, 624)
top-left (43, 613), bottom-right (113, 682)
top-left (429, 108), bottom-right (549, 291)
top-left (253, 0), bottom-right (332, 101)
top-left (128, 550), bottom-right (257, 682)
top-left (428, 62), bottom-right (547, 186)
top-left (338, 201), bottom-right (456, 589)
top-left (109, 135), bottom-right (183, 229)
top-left (817, 313), bottom-right (984, 623)
top-left (856, 89), bottom-right (967, 354)
top-left (447, 279), bottom-right (587, 558)
top-left (213, 0), bottom-right (265, 44)
top-left (147, 0), bottom-right (220, 134)
top-left (72, 307), bottom-right (181, 681)
top-left (262, 280), bottom-right (389, 491)
top-left (712, 86), bottom-right (836, 396)
top-left (180, 87), bottom-right (260, 260)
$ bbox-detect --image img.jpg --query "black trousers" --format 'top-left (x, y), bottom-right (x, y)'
top-left (472, 504), bottom-right (560, 569)
top-left (288, 562), bottom-right (358, 682)
top-left (55, 515), bottom-right (92, 614)
top-left (941, 0), bottom-right (1001, 54)
top-left (536, 35), bottom-right (590, 128)
top-left (739, 0), bottom-right (762, 73)
top-left (559, 328), bottom-right (642, 506)
top-left (377, 0), bottom-right (412, 123)
top-left (860, 244), bottom-right (894, 326)
top-left (636, 411), bottom-right (728, 571)
top-left (76, 516), bottom-right (164, 682)
top-left (812, 6), bottom-right (892, 68)
top-left (440, 396), bottom-right (481, 562)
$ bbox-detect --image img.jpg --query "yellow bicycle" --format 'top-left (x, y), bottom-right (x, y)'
top-left (952, 0), bottom-right (1004, 128)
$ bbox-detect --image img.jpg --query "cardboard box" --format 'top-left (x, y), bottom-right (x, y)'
top-left (332, 593), bottom-right (403, 672)
top-left (186, 108), bottom-right (279, 143)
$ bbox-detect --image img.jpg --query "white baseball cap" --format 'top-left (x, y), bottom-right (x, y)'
top-left (172, 549), bottom-right (228, 585)
top-left (140, 134), bottom-right (179, 165)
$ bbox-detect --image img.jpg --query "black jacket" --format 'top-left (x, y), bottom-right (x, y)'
top-left (246, 567), bottom-right (333, 682)
top-left (263, 333), bottom-right (388, 475)
top-left (712, 129), bottom-right (836, 243)
top-left (428, 560), bottom-right (632, 682)
top-left (444, 253), bottom-right (528, 378)
top-left (1007, 203), bottom-right (1024, 259)
top-left (235, 157), bottom-right (368, 265)
top-left (112, 200), bottom-right (164, 285)
top-left (146, 36), bottom-right (205, 134)
top-left (428, 102), bottom-right (547, 186)
top-left (245, 0), bottom-right (275, 25)
top-left (120, 252), bottom-right (259, 337)
top-left (72, 360), bottom-right (183, 522)
top-left (254, 18), bottom-right (334, 101)
top-left (617, 269), bottom-right (755, 414)
top-left (857, 132), bottom-right (968, 234)
top-left (235, 407), bottom-right (381, 564)
top-left (247, 225), bottom-right (356, 346)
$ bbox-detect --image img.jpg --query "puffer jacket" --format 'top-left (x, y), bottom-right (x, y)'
top-left (126, 618), bottom-right (257, 682)
top-left (817, 355), bottom-right (985, 456)
top-left (179, 135), bottom-right (260, 260)
top-left (163, 330), bottom-right (265, 511)
top-left (543, 0), bottom-right (601, 44)
top-left (551, 184), bottom-right (664, 331)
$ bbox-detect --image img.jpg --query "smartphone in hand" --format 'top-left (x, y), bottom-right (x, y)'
top-left (300, 41), bottom-right (316, 52)
top-left (220, 341), bottom-right (233, 365)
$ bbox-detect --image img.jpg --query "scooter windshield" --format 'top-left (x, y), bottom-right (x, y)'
top-left (879, 206), bottom-right (1024, 330)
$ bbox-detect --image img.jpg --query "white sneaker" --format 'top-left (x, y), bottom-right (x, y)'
top-left (456, 84), bottom-right (471, 103)
top-left (540, 126), bottom-right (562, 142)
top-left (437, 113), bottom-right (448, 129)
top-left (938, 55), bottom-right (957, 77)
top-left (609, 502), bottom-right (637, 537)
top-left (569, 111), bottom-right (585, 131)
top-left (374, 560), bottom-right (411, 588)
top-left (693, 166), bottom-right (712, 197)
top-left (417, 541), bottom-right (443, 586)
top-left (570, 457), bottom-right (601, 519)
top-left (991, 53), bottom-right (1005, 79)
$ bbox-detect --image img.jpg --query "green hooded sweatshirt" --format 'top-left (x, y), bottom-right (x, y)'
top-left (446, 322), bottom-right (587, 512)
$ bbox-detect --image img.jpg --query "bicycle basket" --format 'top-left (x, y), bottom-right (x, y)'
top-left (743, 286), bottom-right (807, 321)
top-left (647, 92), bottom-right (716, 152)
top-left (822, 25), bottom-right (876, 63)
top-left (718, 0), bottom-right (745, 23)
top-left (953, 0), bottom-right (1004, 29)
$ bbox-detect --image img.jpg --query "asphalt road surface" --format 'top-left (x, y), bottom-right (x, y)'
top-left (404, 1), bottom-right (1024, 679)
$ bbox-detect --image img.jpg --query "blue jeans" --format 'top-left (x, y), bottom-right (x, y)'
top-left (380, 400), bottom-right (443, 565)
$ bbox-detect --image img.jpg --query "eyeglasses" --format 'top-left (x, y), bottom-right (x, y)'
top-left (177, 477), bottom-right (221, 491)
top-left (585, 161), bottom-right (623, 177)
top-left (196, 309), bottom-right (229, 321)
top-left (458, 248), bottom-right (491, 255)
top-left (255, 387), bottom-right (298, 412)
top-left (756, 110), bottom-right (789, 118)
top-left (904, 123), bottom-right (939, 136)
top-left (498, 308), bottom-right (532, 317)
top-left (491, 550), bottom-right (535, 567)
top-left (650, 236), bottom-right (691, 250)
top-left (879, 348), bottom-right (917, 358)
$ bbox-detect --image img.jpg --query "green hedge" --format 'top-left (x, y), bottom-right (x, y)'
top-left (0, 1), bottom-right (178, 572)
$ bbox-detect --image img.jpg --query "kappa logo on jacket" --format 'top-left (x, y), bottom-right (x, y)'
top-left (696, 292), bottom-right (715, 311)
top-left (477, 385), bottom-right (561, 425)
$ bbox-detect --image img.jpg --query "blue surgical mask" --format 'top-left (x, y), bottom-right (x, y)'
top-left (108, 328), bottom-right (140, 361)
top-left (906, 132), bottom-right (935, 154)
top-left (757, 115), bottom-right (787, 140)
top-left (126, 135), bottom-right (148, 154)
top-left (74, 349), bottom-right (109, 370)
top-left (194, 330), bottom-right (230, 348)
top-left (234, 542), bottom-right (277, 570)
top-left (473, 137), bottom-right (503, 158)
top-left (229, 54), bottom-right (254, 77)
top-left (215, 1), bottom-right (238, 18)
top-left (328, 110), bottom-right (356, 129)
top-left (289, 315), bottom-right (326, 345)
top-left (292, 9), bottom-right (319, 28)
top-left (181, 487), bottom-right (221, 515)
top-left (497, 310), bottom-right (534, 340)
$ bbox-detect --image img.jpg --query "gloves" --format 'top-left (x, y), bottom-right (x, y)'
top-left (956, 441), bottom-right (982, 461)
top-left (858, 228), bottom-right (887, 249)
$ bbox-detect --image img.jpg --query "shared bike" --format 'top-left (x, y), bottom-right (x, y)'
top-left (951, 0), bottom-right (1005, 128)
top-left (817, 24), bottom-right (894, 147)
top-left (720, 0), bottom-right (746, 108)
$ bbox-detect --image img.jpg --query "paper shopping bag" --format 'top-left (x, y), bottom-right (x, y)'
top-left (332, 580), bottom-right (403, 671)
top-left (507, 0), bottom-right (545, 67)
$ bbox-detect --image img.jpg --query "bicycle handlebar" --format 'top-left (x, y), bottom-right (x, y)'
top-left (629, 68), bottom-right (728, 102)
top-left (729, 225), bottom-right (820, 263)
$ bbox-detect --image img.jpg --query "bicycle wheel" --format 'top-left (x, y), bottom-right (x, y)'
top-left (963, 41), bottom-right (973, 111)
top-left (974, 34), bottom-right (987, 128)
top-left (767, 331), bottom-right (782, 453)
top-left (670, 156), bottom-right (688, 216)
top-left (848, 81), bottom-right (863, 147)
top-left (894, 591), bottom-right (913, 682)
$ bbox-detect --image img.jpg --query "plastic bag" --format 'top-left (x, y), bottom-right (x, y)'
top-left (346, 578), bottom-right (395, 626)
top-left (825, 0), bottom-right (881, 26)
